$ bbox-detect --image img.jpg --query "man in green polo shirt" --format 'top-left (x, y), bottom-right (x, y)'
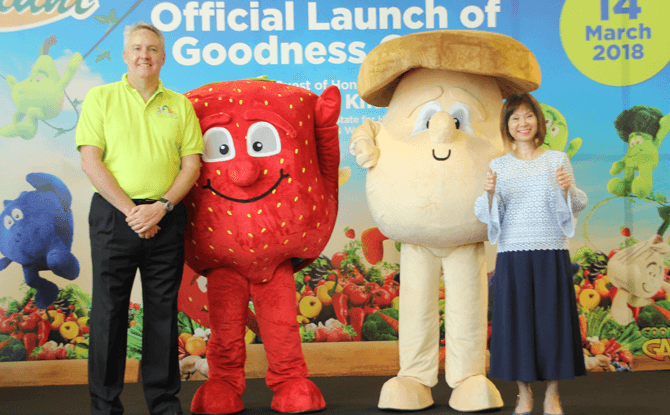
top-left (76, 21), bottom-right (202, 415)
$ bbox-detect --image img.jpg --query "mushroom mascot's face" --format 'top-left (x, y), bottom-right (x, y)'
top-left (365, 67), bottom-right (505, 248)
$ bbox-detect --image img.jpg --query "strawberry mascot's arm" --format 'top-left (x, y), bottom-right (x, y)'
top-left (180, 79), bottom-right (340, 414)
top-left (313, 86), bottom-right (341, 197)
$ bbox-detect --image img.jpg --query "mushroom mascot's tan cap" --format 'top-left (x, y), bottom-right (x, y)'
top-left (358, 30), bottom-right (541, 108)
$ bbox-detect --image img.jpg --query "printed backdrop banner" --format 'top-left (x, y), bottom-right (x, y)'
top-left (1, 0), bottom-right (670, 379)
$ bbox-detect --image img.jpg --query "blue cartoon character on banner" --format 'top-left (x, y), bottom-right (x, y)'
top-left (0, 173), bottom-right (80, 309)
top-left (0, 36), bottom-right (82, 140)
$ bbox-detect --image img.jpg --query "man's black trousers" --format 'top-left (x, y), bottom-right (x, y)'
top-left (88, 193), bottom-right (186, 415)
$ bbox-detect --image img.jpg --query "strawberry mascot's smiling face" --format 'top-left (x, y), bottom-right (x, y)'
top-left (182, 79), bottom-right (341, 292)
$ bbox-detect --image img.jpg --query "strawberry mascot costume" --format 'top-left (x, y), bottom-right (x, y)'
top-left (181, 79), bottom-right (341, 414)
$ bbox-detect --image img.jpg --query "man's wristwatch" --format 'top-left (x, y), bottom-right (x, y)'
top-left (159, 197), bottom-right (174, 212)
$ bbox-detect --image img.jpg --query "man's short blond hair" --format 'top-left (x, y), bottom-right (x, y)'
top-left (123, 21), bottom-right (165, 52)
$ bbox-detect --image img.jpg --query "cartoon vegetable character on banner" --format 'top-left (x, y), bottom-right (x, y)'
top-left (607, 105), bottom-right (669, 198)
top-left (540, 102), bottom-right (582, 158)
top-left (0, 173), bottom-right (80, 309)
top-left (349, 30), bottom-right (540, 412)
top-left (608, 236), bottom-right (670, 325)
top-left (181, 78), bottom-right (340, 414)
top-left (0, 36), bottom-right (82, 140)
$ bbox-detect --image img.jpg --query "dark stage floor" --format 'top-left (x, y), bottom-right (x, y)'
top-left (1, 372), bottom-right (669, 415)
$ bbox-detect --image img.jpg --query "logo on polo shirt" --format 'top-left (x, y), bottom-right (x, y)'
top-left (157, 104), bottom-right (178, 118)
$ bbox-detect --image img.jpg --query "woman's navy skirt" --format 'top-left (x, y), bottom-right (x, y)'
top-left (489, 249), bottom-right (587, 382)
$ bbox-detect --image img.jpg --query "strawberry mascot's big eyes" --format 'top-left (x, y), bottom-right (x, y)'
top-left (180, 79), bottom-right (341, 414)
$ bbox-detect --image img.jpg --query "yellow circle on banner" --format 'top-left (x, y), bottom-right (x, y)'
top-left (560, 0), bottom-right (670, 86)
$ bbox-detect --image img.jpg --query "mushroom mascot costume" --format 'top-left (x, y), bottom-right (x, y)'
top-left (350, 31), bottom-right (541, 412)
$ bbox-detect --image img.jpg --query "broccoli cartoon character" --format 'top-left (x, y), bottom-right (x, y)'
top-left (607, 105), bottom-right (669, 198)
top-left (608, 236), bottom-right (670, 325)
top-left (540, 102), bottom-right (582, 158)
top-left (0, 36), bottom-right (82, 140)
top-left (0, 173), bottom-right (80, 309)
top-left (181, 79), bottom-right (340, 414)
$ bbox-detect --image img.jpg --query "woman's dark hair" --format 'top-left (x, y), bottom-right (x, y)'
top-left (500, 93), bottom-right (546, 148)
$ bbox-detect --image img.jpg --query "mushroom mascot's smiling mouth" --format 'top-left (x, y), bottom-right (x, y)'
top-left (202, 169), bottom-right (290, 203)
top-left (432, 149), bottom-right (451, 161)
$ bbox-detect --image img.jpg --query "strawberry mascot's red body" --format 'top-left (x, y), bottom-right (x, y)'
top-left (182, 80), bottom-right (341, 414)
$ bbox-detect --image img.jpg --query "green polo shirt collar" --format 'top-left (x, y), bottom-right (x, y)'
top-left (121, 73), bottom-right (165, 106)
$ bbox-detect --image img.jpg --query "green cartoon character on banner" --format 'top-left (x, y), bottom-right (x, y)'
top-left (539, 102), bottom-right (582, 158)
top-left (0, 36), bottom-right (82, 140)
top-left (607, 105), bottom-right (669, 198)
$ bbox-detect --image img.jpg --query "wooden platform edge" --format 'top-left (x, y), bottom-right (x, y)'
top-left (5, 343), bottom-right (666, 388)
top-left (0, 358), bottom-right (141, 388)
top-left (0, 341), bottom-right (503, 388)
top-left (1, 342), bottom-right (404, 387)
top-left (6, 342), bottom-right (668, 388)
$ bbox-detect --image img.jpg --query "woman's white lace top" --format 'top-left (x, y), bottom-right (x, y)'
top-left (474, 150), bottom-right (588, 253)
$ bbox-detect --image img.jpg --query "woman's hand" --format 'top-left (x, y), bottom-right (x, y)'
top-left (484, 167), bottom-right (497, 194)
top-left (556, 165), bottom-right (571, 191)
